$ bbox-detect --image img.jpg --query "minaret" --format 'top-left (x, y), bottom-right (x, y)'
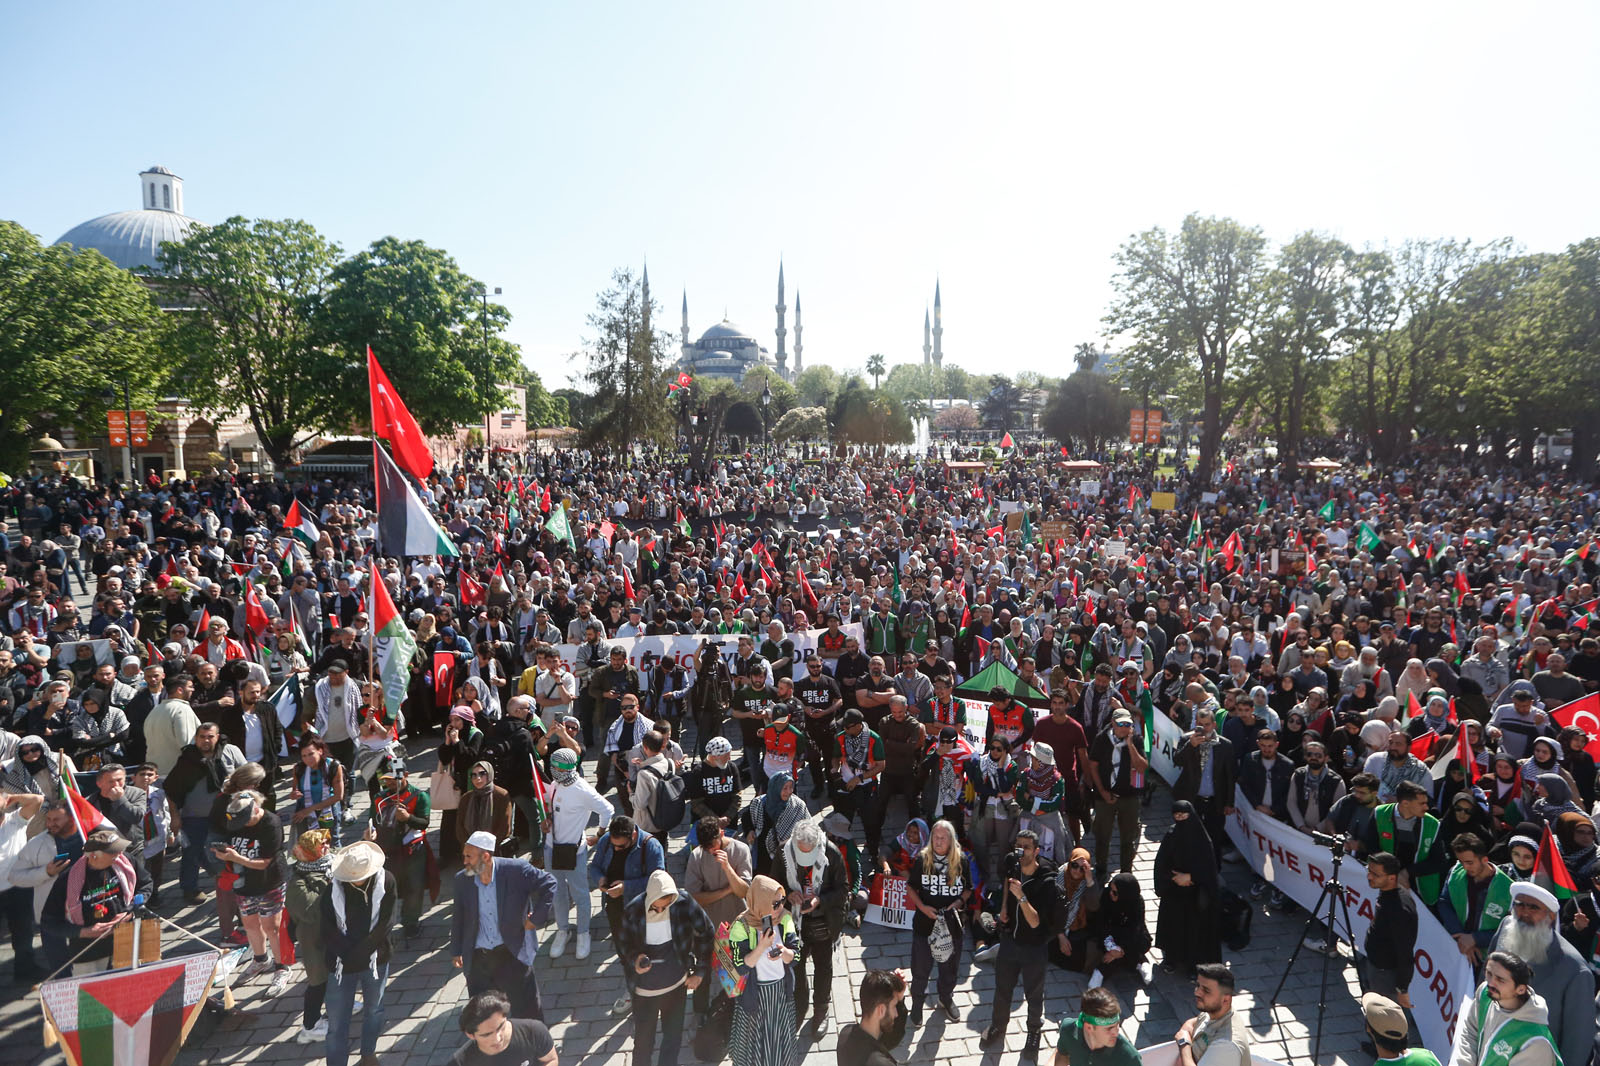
top-left (641, 260), bottom-right (651, 340)
top-left (680, 289), bottom-right (690, 362)
top-left (932, 279), bottom-right (944, 368)
top-left (792, 291), bottom-right (803, 377)
top-left (923, 308), bottom-right (932, 366)
top-left (774, 260), bottom-right (788, 378)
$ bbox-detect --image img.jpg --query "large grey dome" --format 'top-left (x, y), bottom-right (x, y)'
top-left (696, 320), bottom-right (758, 345)
top-left (57, 209), bottom-right (202, 272)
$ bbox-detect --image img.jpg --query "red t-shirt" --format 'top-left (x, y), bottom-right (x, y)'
top-left (1032, 715), bottom-right (1088, 788)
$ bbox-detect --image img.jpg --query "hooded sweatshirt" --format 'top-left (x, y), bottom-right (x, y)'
top-left (1449, 986), bottom-right (1560, 1066)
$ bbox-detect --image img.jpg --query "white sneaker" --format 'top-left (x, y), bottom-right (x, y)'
top-left (267, 966), bottom-right (294, 997)
top-left (240, 958), bottom-right (272, 981)
top-left (1087, 969), bottom-right (1104, 989)
top-left (575, 933), bottom-right (592, 960)
top-left (351, 996), bottom-right (364, 1015)
top-left (342, 809), bottom-right (360, 825)
top-left (1138, 961), bottom-right (1153, 985)
top-left (1301, 935), bottom-right (1331, 954)
top-left (296, 1019), bottom-right (328, 1044)
top-left (973, 943), bottom-right (999, 963)
top-left (549, 928), bottom-right (570, 959)
top-left (612, 995), bottom-right (631, 1015)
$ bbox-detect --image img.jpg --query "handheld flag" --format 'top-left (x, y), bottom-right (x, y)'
top-left (999, 431), bottom-right (1014, 449)
top-left (1409, 730), bottom-right (1438, 761)
top-left (58, 755), bottom-right (112, 843)
top-left (243, 579), bottom-right (270, 642)
top-left (373, 443), bottom-right (458, 557)
top-left (1431, 725), bottom-right (1474, 781)
top-left (284, 499), bottom-right (319, 549)
top-left (368, 346), bottom-right (434, 480)
top-left (1549, 692), bottom-right (1600, 763)
top-left (544, 504), bottom-right (576, 551)
top-left (1186, 509), bottom-right (1202, 546)
top-left (370, 560), bottom-right (419, 726)
top-left (1317, 499), bottom-right (1337, 520)
top-left (1356, 521), bottom-right (1382, 551)
top-left (458, 569), bottom-right (485, 608)
top-left (1534, 822), bottom-right (1580, 899)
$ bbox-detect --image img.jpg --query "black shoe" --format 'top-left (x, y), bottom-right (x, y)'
top-left (979, 1026), bottom-right (1005, 1049)
top-left (185, 891), bottom-right (208, 905)
top-left (1022, 1033), bottom-right (1041, 1060)
top-left (12, 962), bottom-right (45, 982)
top-left (813, 1004), bottom-right (830, 1033)
top-left (909, 1004), bottom-right (923, 1027)
top-left (939, 1000), bottom-right (959, 1023)
top-left (794, 1004), bottom-right (809, 1027)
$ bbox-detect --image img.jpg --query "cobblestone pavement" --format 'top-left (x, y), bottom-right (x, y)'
top-left (0, 734), bottom-right (1373, 1066)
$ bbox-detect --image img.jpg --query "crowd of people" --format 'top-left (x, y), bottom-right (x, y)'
top-left (0, 440), bottom-right (1597, 1066)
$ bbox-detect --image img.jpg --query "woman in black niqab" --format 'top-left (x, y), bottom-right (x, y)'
top-left (1153, 800), bottom-right (1221, 977)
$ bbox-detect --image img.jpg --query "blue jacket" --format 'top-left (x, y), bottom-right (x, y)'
top-left (587, 832), bottom-right (665, 900)
top-left (449, 858), bottom-right (557, 966)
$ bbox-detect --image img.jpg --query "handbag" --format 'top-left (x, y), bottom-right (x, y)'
top-left (429, 768), bottom-right (460, 810)
top-left (550, 843), bottom-right (579, 871)
top-left (928, 910), bottom-right (956, 963)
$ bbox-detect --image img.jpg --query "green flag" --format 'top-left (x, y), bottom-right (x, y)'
top-left (1187, 509), bottom-right (1202, 545)
top-left (544, 503), bottom-right (576, 550)
top-left (1256, 499), bottom-right (1269, 516)
top-left (1317, 499), bottom-right (1337, 520)
top-left (1021, 512), bottom-right (1035, 546)
top-left (1356, 521), bottom-right (1382, 551)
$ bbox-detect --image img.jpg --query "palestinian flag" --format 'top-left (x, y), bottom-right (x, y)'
top-left (1561, 540), bottom-right (1592, 569)
top-left (1256, 499), bottom-right (1269, 516)
top-left (1186, 509), bottom-right (1202, 546)
top-left (370, 559), bottom-right (418, 727)
top-left (1570, 598), bottom-right (1600, 631)
top-left (58, 758), bottom-right (113, 843)
top-left (1534, 822), bottom-right (1580, 899)
top-left (676, 507), bottom-right (692, 538)
top-left (1129, 552), bottom-right (1148, 577)
top-left (1317, 499), bottom-right (1337, 520)
top-left (1431, 724), bottom-right (1474, 781)
top-left (373, 443), bottom-right (458, 557)
top-left (284, 499), bottom-right (319, 549)
top-left (1356, 521), bottom-right (1382, 551)
top-left (39, 952), bottom-right (221, 1066)
top-left (544, 504), bottom-right (576, 550)
top-left (266, 675), bottom-right (304, 746)
top-left (999, 431), bottom-right (1014, 449)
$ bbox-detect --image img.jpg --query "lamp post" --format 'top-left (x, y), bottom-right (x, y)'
top-left (474, 283), bottom-right (501, 475)
top-left (761, 381), bottom-right (772, 457)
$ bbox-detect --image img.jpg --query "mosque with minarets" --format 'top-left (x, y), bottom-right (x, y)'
top-left (674, 262), bottom-right (803, 384)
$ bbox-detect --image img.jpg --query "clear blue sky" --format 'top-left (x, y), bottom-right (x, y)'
top-left (7, 3), bottom-right (1599, 387)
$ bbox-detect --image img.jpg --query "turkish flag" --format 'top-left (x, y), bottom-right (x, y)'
top-left (1550, 692), bottom-right (1600, 762)
top-left (368, 346), bottom-right (434, 480)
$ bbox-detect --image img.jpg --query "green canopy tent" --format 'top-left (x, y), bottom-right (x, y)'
top-left (956, 659), bottom-right (1049, 710)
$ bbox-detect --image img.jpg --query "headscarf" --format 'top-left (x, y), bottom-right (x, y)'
top-left (743, 874), bottom-right (785, 926)
top-left (459, 760), bottom-right (500, 837)
top-left (762, 772), bottom-right (793, 825)
top-left (1099, 872), bottom-right (1146, 929)
top-left (1024, 750), bottom-right (1061, 801)
top-left (895, 818), bottom-right (929, 859)
top-left (1425, 658), bottom-right (1460, 698)
top-left (1277, 711), bottom-right (1307, 763)
top-left (1, 736), bottom-right (59, 795)
top-left (1522, 738), bottom-right (1563, 779)
top-left (1060, 846), bottom-right (1092, 931)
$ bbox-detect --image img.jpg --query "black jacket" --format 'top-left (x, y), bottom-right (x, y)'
top-left (321, 870), bottom-right (397, 972)
top-left (1364, 885), bottom-right (1418, 989)
top-left (995, 851), bottom-right (1061, 948)
top-left (772, 840), bottom-right (849, 940)
top-left (1171, 733), bottom-right (1237, 806)
top-left (1238, 752), bottom-right (1294, 821)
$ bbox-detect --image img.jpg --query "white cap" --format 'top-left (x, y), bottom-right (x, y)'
top-left (465, 831), bottom-right (497, 852)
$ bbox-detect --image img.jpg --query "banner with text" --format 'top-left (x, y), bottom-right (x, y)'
top-left (863, 873), bottom-right (913, 929)
top-left (1223, 787), bottom-right (1473, 1059)
top-left (553, 623), bottom-right (864, 685)
top-left (959, 700), bottom-right (1186, 790)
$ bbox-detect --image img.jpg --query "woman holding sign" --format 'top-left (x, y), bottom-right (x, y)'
top-left (905, 819), bottom-right (969, 1027)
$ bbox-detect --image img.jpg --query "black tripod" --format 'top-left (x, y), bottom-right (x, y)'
top-left (1267, 836), bottom-right (1363, 1064)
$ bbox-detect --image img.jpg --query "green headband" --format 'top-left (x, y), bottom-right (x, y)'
top-left (1079, 1011), bottom-right (1121, 1028)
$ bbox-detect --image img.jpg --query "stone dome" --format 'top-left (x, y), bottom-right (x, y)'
top-left (57, 209), bottom-right (203, 272)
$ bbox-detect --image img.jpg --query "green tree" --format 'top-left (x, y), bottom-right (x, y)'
top-left (1043, 372), bottom-right (1132, 455)
top-left (1250, 232), bottom-right (1355, 471)
top-left (1106, 214), bottom-right (1269, 483)
top-left (158, 217), bottom-right (344, 468)
top-left (573, 267), bottom-right (674, 450)
top-left (831, 381), bottom-right (912, 445)
top-left (552, 388), bottom-right (590, 430)
top-left (880, 362), bottom-right (936, 407)
top-left (739, 364), bottom-right (798, 418)
top-left (317, 237), bottom-right (521, 436)
top-left (865, 353), bottom-right (886, 389)
top-left (792, 364), bottom-right (840, 408)
top-left (515, 366), bottom-right (568, 428)
top-left (0, 222), bottom-right (171, 469)
top-left (772, 405), bottom-right (828, 441)
top-left (979, 375), bottom-right (1023, 432)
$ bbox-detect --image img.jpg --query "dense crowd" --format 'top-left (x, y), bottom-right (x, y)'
top-left (0, 443), bottom-right (1597, 1066)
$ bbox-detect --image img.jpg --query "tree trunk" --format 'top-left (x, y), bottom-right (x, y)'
top-left (1572, 424), bottom-right (1598, 479)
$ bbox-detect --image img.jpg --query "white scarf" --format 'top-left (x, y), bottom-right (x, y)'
top-left (783, 837), bottom-right (828, 890)
top-left (330, 874), bottom-right (387, 980)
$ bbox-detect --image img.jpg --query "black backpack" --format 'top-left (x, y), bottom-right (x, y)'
top-left (1218, 886), bottom-right (1253, 951)
top-left (642, 763), bottom-right (689, 831)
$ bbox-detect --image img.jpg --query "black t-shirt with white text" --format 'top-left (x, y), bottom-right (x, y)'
top-left (228, 811), bottom-right (284, 896)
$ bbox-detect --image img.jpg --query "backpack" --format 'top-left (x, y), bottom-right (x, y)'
top-left (1218, 886), bottom-right (1253, 951)
top-left (641, 763), bottom-right (688, 831)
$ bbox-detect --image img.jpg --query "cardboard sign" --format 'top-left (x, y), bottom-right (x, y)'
top-left (1078, 480), bottom-right (1100, 496)
top-left (863, 874), bottom-right (913, 929)
top-left (1039, 521), bottom-right (1075, 543)
top-left (1102, 539), bottom-right (1128, 561)
top-left (1150, 491), bottom-right (1176, 512)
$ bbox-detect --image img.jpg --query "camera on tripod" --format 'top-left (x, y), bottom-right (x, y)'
top-left (1307, 829), bottom-right (1350, 853)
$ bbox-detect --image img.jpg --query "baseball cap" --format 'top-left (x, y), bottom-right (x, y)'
top-left (1360, 993), bottom-right (1407, 1042)
top-left (84, 829), bottom-right (130, 854)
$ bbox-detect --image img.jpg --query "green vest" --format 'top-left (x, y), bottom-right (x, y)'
top-left (1473, 986), bottom-right (1563, 1066)
top-left (1376, 1049), bottom-right (1443, 1066)
top-left (1446, 863), bottom-right (1514, 933)
top-left (1374, 805), bottom-right (1442, 904)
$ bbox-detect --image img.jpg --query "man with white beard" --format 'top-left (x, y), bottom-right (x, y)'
top-left (1486, 881), bottom-right (1593, 1066)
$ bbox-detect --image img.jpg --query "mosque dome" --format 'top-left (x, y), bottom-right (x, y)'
top-left (55, 166), bottom-right (203, 273)
top-left (696, 320), bottom-right (759, 347)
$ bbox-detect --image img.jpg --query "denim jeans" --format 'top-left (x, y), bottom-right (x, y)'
top-left (179, 815), bottom-right (215, 893)
top-left (325, 962), bottom-right (388, 1066)
top-left (548, 848), bottom-right (592, 933)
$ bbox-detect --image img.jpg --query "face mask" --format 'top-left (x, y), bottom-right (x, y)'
top-left (796, 844), bottom-right (821, 868)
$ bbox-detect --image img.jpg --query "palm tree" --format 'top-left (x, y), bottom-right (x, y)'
top-left (865, 353), bottom-right (886, 389)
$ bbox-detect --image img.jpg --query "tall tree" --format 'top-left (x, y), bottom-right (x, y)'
top-left (574, 267), bottom-right (674, 450)
top-left (159, 217), bottom-right (344, 468)
top-left (515, 366), bottom-right (568, 428)
top-left (317, 237), bottom-right (521, 435)
top-left (1251, 232), bottom-right (1354, 471)
top-left (0, 222), bottom-right (170, 468)
top-left (979, 375), bottom-right (1023, 432)
top-left (1043, 372), bottom-right (1132, 455)
top-left (865, 353), bottom-right (886, 390)
top-left (831, 380), bottom-right (912, 445)
top-left (1106, 214), bottom-right (1268, 483)
top-left (793, 364), bottom-right (840, 408)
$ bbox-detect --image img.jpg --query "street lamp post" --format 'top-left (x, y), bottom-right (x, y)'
top-left (761, 382), bottom-right (772, 457)
top-left (475, 284), bottom-right (501, 476)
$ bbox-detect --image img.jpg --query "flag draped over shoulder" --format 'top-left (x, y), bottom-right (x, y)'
top-left (373, 443), bottom-right (458, 557)
top-left (368, 346), bottom-right (433, 480)
top-left (370, 560), bottom-right (418, 727)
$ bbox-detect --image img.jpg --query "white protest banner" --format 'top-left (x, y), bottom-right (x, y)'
top-left (1079, 480), bottom-right (1101, 496)
top-left (1223, 788), bottom-right (1473, 1059)
top-left (1144, 706), bottom-right (1186, 788)
top-left (554, 623), bottom-right (863, 684)
top-left (997, 500), bottom-right (1023, 515)
top-left (863, 873), bottom-right (913, 929)
top-left (55, 640), bottom-right (113, 670)
top-left (1102, 539), bottom-right (1128, 562)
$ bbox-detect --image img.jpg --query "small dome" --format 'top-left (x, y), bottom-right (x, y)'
top-left (56, 209), bottom-right (203, 273)
top-left (143, 165), bottom-right (176, 176)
